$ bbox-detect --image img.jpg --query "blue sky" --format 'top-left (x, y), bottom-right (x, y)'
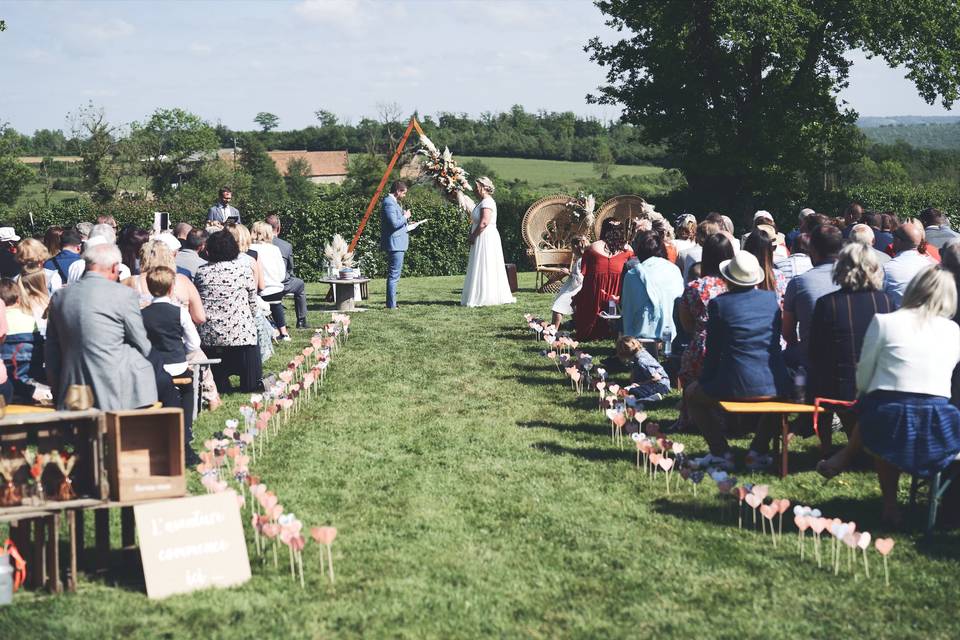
top-left (0, 0), bottom-right (953, 134)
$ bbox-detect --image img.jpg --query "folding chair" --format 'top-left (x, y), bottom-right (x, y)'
top-left (909, 458), bottom-right (960, 542)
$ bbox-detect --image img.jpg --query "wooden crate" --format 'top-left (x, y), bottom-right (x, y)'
top-left (105, 409), bottom-right (185, 502)
top-left (0, 410), bottom-right (107, 518)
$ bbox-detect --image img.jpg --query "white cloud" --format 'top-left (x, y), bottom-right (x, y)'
top-left (82, 17), bottom-right (135, 40)
top-left (293, 0), bottom-right (365, 26)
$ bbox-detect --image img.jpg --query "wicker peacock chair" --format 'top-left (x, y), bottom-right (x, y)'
top-left (591, 195), bottom-right (657, 243)
top-left (521, 194), bottom-right (595, 292)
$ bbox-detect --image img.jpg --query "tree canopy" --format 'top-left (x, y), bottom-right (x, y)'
top-left (254, 112), bottom-right (280, 133)
top-left (587, 0), bottom-right (960, 219)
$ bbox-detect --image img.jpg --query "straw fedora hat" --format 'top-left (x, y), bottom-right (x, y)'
top-left (719, 251), bottom-right (764, 287)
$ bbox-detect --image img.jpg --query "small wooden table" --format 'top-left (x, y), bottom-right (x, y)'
top-left (318, 278), bottom-right (370, 311)
top-left (719, 401), bottom-right (823, 478)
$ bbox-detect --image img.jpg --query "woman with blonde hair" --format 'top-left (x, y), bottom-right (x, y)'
top-left (848, 266), bottom-right (960, 524)
top-left (226, 222), bottom-right (274, 361)
top-left (122, 240), bottom-right (205, 324)
top-left (250, 220), bottom-right (290, 341)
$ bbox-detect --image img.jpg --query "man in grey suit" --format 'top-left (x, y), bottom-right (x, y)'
top-left (46, 243), bottom-right (169, 411)
top-left (175, 228), bottom-right (208, 280)
top-left (266, 214), bottom-right (308, 328)
top-left (207, 187), bottom-right (241, 223)
top-left (380, 181), bottom-right (411, 309)
top-left (919, 207), bottom-right (959, 249)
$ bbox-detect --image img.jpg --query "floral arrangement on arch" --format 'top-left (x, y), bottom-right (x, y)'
top-left (416, 134), bottom-right (476, 212)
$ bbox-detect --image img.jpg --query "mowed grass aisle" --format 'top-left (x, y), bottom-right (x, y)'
top-left (4, 273), bottom-right (960, 639)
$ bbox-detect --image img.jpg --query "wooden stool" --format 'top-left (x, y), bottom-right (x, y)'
top-left (719, 401), bottom-right (824, 478)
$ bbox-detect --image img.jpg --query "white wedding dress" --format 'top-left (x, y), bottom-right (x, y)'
top-left (461, 196), bottom-right (516, 307)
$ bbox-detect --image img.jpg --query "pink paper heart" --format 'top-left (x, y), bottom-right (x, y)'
top-left (310, 526), bottom-right (337, 545)
top-left (752, 485), bottom-right (769, 501)
top-left (874, 538), bottom-right (895, 556)
top-left (658, 457), bottom-right (674, 472)
top-left (759, 504), bottom-right (777, 520)
top-left (857, 531), bottom-right (872, 550)
top-left (794, 515), bottom-right (810, 531)
top-left (745, 493), bottom-right (762, 509)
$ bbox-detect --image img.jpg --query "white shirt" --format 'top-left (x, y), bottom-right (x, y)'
top-left (883, 249), bottom-right (931, 303)
top-left (857, 309), bottom-right (960, 398)
top-left (251, 242), bottom-right (286, 296)
top-left (56, 259), bottom-right (130, 290)
top-left (151, 296), bottom-right (201, 376)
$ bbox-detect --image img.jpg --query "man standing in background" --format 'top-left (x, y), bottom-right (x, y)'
top-left (266, 214), bottom-right (308, 328)
top-left (380, 181), bottom-right (411, 310)
top-left (207, 187), bottom-right (240, 223)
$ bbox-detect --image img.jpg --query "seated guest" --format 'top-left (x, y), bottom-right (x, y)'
top-left (678, 234), bottom-right (736, 385)
top-left (0, 228), bottom-right (21, 279)
top-left (250, 221), bottom-right (290, 341)
top-left (616, 336), bottom-right (670, 402)
top-left (0, 280), bottom-right (46, 403)
top-left (774, 232), bottom-right (814, 281)
top-left (46, 243), bottom-right (179, 411)
top-left (906, 217), bottom-right (941, 263)
top-left (883, 222), bottom-right (930, 303)
top-left (226, 222), bottom-right (274, 363)
top-left (194, 231), bottom-right (263, 392)
top-left (267, 214), bottom-right (309, 329)
top-left (173, 222), bottom-right (193, 242)
top-left (783, 224), bottom-right (843, 369)
top-left (862, 211), bottom-right (894, 251)
top-left (123, 240), bottom-right (206, 325)
top-left (551, 236), bottom-right (589, 328)
top-left (850, 267), bottom-right (960, 524)
top-left (141, 266), bottom-right (201, 458)
top-left (621, 231), bottom-right (683, 341)
top-left (919, 207), bottom-right (959, 249)
top-left (64, 224), bottom-right (132, 285)
top-left (744, 227), bottom-right (787, 303)
top-left (118, 226), bottom-right (151, 276)
top-left (679, 220), bottom-right (721, 281)
top-left (785, 207), bottom-right (815, 249)
top-left (848, 224), bottom-right (891, 265)
top-left (43, 226), bottom-right (63, 259)
top-left (572, 218), bottom-right (634, 341)
top-left (175, 229), bottom-right (208, 280)
top-left (841, 202), bottom-right (864, 238)
top-left (154, 232), bottom-right (193, 278)
top-left (809, 244), bottom-right (897, 474)
top-left (16, 238), bottom-right (55, 299)
top-left (685, 252), bottom-right (790, 470)
top-left (672, 214), bottom-right (697, 255)
top-left (44, 227), bottom-right (82, 285)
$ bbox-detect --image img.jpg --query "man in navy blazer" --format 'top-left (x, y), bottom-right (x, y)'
top-left (380, 181), bottom-right (411, 309)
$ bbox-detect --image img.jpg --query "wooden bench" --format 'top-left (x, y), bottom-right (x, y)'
top-left (719, 401), bottom-right (824, 478)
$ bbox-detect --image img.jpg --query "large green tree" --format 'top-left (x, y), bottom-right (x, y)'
top-left (587, 0), bottom-right (960, 219)
top-left (254, 112), bottom-right (279, 133)
top-left (239, 134), bottom-right (286, 203)
top-left (131, 108), bottom-right (218, 197)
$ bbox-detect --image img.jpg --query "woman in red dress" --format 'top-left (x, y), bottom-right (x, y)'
top-left (573, 219), bottom-right (634, 341)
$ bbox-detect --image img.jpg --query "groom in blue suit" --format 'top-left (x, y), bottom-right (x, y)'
top-left (380, 181), bottom-right (411, 309)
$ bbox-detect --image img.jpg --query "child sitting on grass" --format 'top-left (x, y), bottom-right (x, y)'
top-left (551, 235), bottom-right (589, 328)
top-left (616, 335), bottom-right (671, 402)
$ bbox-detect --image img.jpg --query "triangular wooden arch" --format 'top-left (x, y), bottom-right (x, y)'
top-left (348, 116), bottom-right (425, 253)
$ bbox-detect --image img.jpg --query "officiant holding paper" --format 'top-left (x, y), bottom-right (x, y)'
top-left (380, 181), bottom-right (411, 309)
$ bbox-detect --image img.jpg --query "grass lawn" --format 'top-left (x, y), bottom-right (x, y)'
top-left (459, 156), bottom-right (663, 190)
top-left (3, 273), bottom-right (959, 638)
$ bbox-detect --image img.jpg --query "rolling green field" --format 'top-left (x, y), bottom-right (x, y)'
top-left (460, 155), bottom-right (664, 189)
top-left (2, 274), bottom-right (959, 639)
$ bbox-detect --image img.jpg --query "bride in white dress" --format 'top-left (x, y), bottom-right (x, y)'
top-left (461, 176), bottom-right (516, 307)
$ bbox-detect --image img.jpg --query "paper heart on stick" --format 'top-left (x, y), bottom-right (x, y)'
top-left (261, 493), bottom-right (279, 511)
top-left (759, 504), bottom-right (777, 520)
top-left (649, 452), bottom-right (662, 466)
top-left (311, 526), bottom-right (337, 545)
top-left (776, 499), bottom-right (791, 515)
top-left (829, 523), bottom-right (850, 540)
top-left (874, 538), bottom-right (895, 556)
top-left (658, 457), bottom-right (674, 472)
top-left (752, 485), bottom-right (769, 501)
top-left (671, 442), bottom-right (685, 455)
top-left (569, 370), bottom-right (582, 383)
top-left (262, 523), bottom-right (280, 539)
top-left (270, 504), bottom-right (284, 520)
top-left (745, 493), bottom-right (762, 509)
top-left (608, 384), bottom-right (620, 395)
top-left (857, 531), bottom-right (872, 550)
top-left (842, 533), bottom-right (859, 549)
top-left (794, 515), bottom-right (810, 531)
top-left (809, 518), bottom-right (827, 534)
top-left (611, 413), bottom-right (626, 428)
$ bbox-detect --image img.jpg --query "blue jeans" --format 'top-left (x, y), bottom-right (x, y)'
top-left (385, 251), bottom-right (405, 308)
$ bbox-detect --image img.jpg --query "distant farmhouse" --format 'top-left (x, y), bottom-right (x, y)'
top-left (267, 150), bottom-right (349, 185)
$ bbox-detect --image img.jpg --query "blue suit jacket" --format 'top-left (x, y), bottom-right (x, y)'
top-left (380, 194), bottom-right (409, 252)
top-left (700, 288), bottom-right (789, 399)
